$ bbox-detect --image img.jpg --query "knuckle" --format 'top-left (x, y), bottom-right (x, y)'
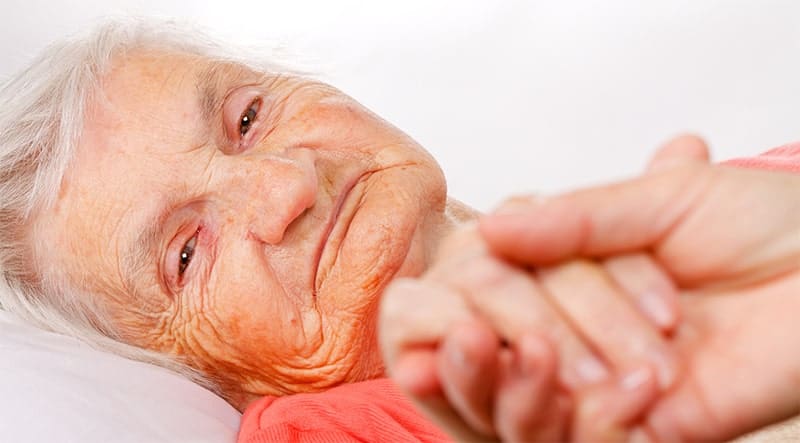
top-left (436, 223), bottom-right (485, 260)
top-left (539, 258), bottom-right (600, 285)
top-left (457, 255), bottom-right (519, 292)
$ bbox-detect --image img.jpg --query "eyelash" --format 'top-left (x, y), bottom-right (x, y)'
top-left (167, 225), bottom-right (201, 293)
top-left (178, 230), bottom-right (198, 277)
top-left (238, 98), bottom-right (262, 138)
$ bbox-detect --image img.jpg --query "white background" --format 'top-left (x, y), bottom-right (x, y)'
top-left (2, 0), bottom-right (799, 210)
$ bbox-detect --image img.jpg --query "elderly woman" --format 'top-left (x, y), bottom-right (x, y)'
top-left (1, 20), bottom-right (798, 442)
top-left (2, 25), bottom-right (410, 392)
top-left (0, 21), bottom-right (653, 439)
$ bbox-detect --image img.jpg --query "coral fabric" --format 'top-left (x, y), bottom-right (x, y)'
top-left (237, 143), bottom-right (800, 443)
top-left (237, 378), bottom-right (451, 443)
top-left (724, 141), bottom-right (800, 172)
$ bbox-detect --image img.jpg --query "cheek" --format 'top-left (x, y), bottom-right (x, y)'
top-left (196, 246), bottom-right (321, 360)
top-left (286, 97), bottom-right (413, 158)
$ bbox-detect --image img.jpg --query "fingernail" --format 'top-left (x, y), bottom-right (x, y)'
top-left (446, 339), bottom-right (469, 371)
top-left (638, 290), bottom-right (675, 329)
top-left (620, 367), bottom-right (652, 391)
top-left (577, 356), bottom-right (609, 383)
top-left (494, 202), bottom-right (533, 215)
top-left (493, 195), bottom-right (547, 215)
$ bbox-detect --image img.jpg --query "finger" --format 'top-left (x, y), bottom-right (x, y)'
top-left (647, 134), bottom-right (711, 172)
top-left (379, 278), bottom-right (474, 393)
top-left (491, 194), bottom-right (548, 216)
top-left (572, 365), bottom-right (659, 442)
top-left (431, 221), bottom-right (486, 263)
top-left (538, 260), bottom-right (679, 389)
top-left (478, 162), bottom-right (712, 266)
top-left (482, 166), bottom-right (800, 285)
top-left (436, 320), bottom-right (500, 436)
top-left (604, 254), bottom-right (680, 332)
top-left (494, 332), bottom-right (569, 442)
top-left (432, 253), bottom-right (611, 389)
top-left (391, 349), bottom-right (440, 397)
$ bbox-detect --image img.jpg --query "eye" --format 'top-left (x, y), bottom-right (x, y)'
top-left (239, 98), bottom-right (261, 137)
top-left (222, 87), bottom-right (267, 151)
top-left (178, 232), bottom-right (198, 276)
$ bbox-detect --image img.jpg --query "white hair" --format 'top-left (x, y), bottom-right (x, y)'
top-left (0, 18), bottom-right (298, 394)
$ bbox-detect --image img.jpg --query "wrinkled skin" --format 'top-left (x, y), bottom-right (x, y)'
top-left (34, 50), bottom-right (470, 409)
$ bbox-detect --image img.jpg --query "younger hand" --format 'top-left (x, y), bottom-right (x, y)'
top-left (480, 136), bottom-right (800, 441)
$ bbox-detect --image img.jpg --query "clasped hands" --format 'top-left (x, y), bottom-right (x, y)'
top-left (379, 136), bottom-right (800, 442)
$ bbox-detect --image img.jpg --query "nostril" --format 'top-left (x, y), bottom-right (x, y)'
top-left (245, 147), bottom-right (319, 245)
top-left (247, 226), bottom-right (282, 245)
top-left (248, 206), bottom-right (313, 245)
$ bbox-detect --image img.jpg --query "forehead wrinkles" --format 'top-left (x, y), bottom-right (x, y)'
top-left (43, 54), bottom-right (205, 301)
top-left (92, 52), bottom-right (204, 152)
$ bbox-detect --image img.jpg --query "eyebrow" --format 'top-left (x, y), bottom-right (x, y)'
top-left (197, 62), bottom-right (263, 126)
top-left (197, 64), bottom-right (227, 125)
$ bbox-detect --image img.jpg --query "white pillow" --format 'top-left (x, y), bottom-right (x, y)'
top-left (0, 310), bottom-right (240, 442)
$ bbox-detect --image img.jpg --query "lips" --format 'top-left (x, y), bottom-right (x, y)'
top-left (311, 171), bottom-right (372, 295)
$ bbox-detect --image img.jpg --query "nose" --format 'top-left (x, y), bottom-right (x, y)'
top-left (219, 148), bottom-right (318, 244)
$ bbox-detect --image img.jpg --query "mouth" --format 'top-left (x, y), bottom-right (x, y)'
top-left (311, 171), bottom-right (374, 296)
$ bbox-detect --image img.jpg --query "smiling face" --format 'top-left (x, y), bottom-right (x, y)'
top-left (34, 50), bottom-right (457, 408)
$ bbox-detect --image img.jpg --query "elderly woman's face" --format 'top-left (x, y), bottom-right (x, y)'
top-left (37, 51), bottom-right (451, 404)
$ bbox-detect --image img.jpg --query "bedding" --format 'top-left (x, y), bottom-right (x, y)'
top-left (0, 310), bottom-right (240, 442)
top-left (238, 378), bottom-right (448, 442)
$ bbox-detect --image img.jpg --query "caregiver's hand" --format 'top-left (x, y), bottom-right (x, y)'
top-left (480, 135), bottom-right (800, 441)
top-left (379, 225), bottom-right (680, 442)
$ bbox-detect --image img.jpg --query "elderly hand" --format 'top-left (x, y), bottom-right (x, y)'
top-left (480, 135), bottom-right (800, 441)
top-left (379, 223), bottom-right (682, 441)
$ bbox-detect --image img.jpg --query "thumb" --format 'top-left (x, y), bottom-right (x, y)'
top-left (647, 134), bottom-right (711, 173)
top-left (479, 163), bottom-right (712, 266)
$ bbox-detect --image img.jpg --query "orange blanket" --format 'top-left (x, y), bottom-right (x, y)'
top-left (238, 378), bottom-right (450, 442)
